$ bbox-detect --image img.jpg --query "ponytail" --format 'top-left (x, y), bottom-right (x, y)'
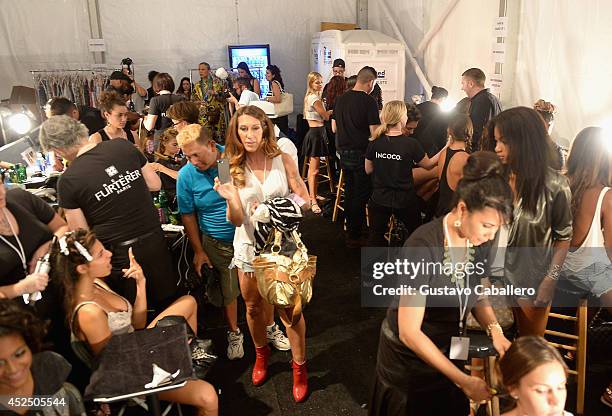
top-left (372, 100), bottom-right (406, 140)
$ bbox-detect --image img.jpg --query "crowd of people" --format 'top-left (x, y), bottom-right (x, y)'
top-left (0, 57), bottom-right (609, 416)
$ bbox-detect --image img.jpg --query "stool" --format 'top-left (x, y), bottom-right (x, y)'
top-left (332, 169), bottom-right (344, 222)
top-left (544, 298), bottom-right (587, 415)
top-left (467, 332), bottom-right (500, 416)
top-left (302, 156), bottom-right (334, 193)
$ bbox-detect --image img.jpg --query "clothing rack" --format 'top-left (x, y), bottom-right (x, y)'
top-left (31, 68), bottom-right (112, 111)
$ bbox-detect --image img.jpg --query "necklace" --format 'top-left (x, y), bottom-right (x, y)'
top-left (442, 214), bottom-right (475, 287)
top-left (0, 208), bottom-right (27, 274)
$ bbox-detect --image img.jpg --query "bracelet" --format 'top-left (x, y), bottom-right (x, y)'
top-left (486, 322), bottom-right (503, 338)
top-left (546, 264), bottom-right (561, 281)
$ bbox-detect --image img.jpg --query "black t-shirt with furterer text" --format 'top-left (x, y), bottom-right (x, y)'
top-left (334, 90), bottom-right (380, 153)
top-left (365, 134), bottom-right (426, 208)
top-left (58, 140), bottom-right (159, 243)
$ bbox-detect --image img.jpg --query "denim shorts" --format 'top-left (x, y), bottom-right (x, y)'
top-left (561, 262), bottom-right (612, 298)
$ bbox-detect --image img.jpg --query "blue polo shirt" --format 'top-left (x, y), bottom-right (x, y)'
top-left (176, 145), bottom-right (235, 242)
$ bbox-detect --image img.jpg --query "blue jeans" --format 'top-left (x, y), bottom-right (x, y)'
top-left (339, 150), bottom-right (372, 239)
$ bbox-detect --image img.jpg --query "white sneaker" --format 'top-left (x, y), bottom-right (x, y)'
top-left (266, 323), bottom-right (291, 351)
top-left (227, 330), bottom-right (244, 360)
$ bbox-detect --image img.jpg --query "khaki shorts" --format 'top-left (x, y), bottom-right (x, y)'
top-left (201, 233), bottom-right (240, 307)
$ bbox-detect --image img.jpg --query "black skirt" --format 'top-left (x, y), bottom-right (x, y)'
top-left (368, 319), bottom-right (469, 416)
top-left (301, 126), bottom-right (329, 158)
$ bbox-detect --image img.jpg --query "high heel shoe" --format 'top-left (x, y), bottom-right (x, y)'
top-left (252, 345), bottom-right (271, 386)
top-left (291, 360), bottom-right (309, 403)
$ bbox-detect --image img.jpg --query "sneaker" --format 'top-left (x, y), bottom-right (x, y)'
top-left (267, 323), bottom-right (291, 351)
top-left (191, 339), bottom-right (218, 379)
top-left (227, 330), bottom-right (244, 360)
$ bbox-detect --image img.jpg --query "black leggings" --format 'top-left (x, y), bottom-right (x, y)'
top-left (368, 200), bottom-right (422, 247)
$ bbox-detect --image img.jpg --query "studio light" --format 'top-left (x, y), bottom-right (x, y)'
top-left (8, 113), bottom-right (32, 135)
top-left (440, 98), bottom-right (455, 112)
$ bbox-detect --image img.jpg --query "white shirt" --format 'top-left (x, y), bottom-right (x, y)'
top-left (239, 90), bottom-right (260, 106)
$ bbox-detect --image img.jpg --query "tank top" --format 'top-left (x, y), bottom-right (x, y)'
top-left (563, 187), bottom-right (610, 272)
top-left (435, 147), bottom-right (467, 217)
top-left (266, 80), bottom-right (284, 98)
top-left (233, 154), bottom-right (289, 264)
top-left (304, 93), bottom-right (324, 122)
top-left (97, 126), bottom-right (135, 144)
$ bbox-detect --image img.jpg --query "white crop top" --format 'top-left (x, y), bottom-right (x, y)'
top-left (304, 93), bottom-right (324, 122)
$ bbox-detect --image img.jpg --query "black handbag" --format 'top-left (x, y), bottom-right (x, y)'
top-left (84, 323), bottom-right (194, 400)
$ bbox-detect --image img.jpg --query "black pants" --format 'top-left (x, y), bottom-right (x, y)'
top-left (106, 229), bottom-right (180, 312)
top-left (339, 150), bottom-right (372, 239)
top-left (272, 115), bottom-right (289, 136)
top-left (368, 200), bottom-right (422, 247)
top-left (324, 121), bottom-right (339, 180)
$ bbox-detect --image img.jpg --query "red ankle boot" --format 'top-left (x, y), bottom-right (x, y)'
top-left (291, 360), bottom-right (308, 403)
top-left (252, 345), bottom-right (271, 386)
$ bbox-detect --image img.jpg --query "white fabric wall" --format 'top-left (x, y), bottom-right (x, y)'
top-left (369, 0), bottom-right (612, 144)
top-left (0, 0), bottom-right (357, 119)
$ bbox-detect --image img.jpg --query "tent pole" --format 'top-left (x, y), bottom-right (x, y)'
top-left (357, 0), bottom-right (368, 29)
top-left (86, 0), bottom-right (105, 65)
top-left (379, 0), bottom-right (432, 99)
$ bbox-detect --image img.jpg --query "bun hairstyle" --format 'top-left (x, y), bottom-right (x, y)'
top-left (98, 90), bottom-right (127, 114)
top-left (431, 85), bottom-right (449, 100)
top-left (498, 336), bottom-right (568, 392)
top-left (452, 151), bottom-right (513, 222)
top-left (49, 229), bottom-right (97, 324)
top-left (534, 99), bottom-right (557, 124)
top-left (0, 299), bottom-right (47, 353)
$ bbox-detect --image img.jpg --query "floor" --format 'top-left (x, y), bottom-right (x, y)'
top-left (196, 213), bottom-right (611, 416)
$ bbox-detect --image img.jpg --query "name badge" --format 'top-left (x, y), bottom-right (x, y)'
top-left (449, 336), bottom-right (470, 361)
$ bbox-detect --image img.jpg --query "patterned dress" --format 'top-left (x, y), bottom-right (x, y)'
top-left (192, 76), bottom-right (227, 143)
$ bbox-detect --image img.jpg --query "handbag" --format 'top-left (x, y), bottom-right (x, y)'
top-left (274, 91), bottom-right (294, 116)
top-left (252, 228), bottom-right (316, 327)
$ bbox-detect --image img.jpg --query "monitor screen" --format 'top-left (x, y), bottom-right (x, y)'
top-left (228, 44), bottom-right (271, 98)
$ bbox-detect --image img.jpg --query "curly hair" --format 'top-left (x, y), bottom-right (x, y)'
top-left (224, 106), bottom-right (280, 188)
top-left (157, 128), bottom-right (178, 156)
top-left (0, 299), bottom-right (48, 353)
top-left (49, 229), bottom-right (97, 325)
top-left (98, 90), bottom-right (127, 114)
top-left (533, 99), bottom-right (557, 125)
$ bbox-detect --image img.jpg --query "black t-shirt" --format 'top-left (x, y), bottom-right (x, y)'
top-left (0, 189), bottom-right (54, 285)
top-left (334, 90), bottom-right (380, 153)
top-left (145, 86), bottom-right (156, 106)
top-left (365, 135), bottom-right (425, 208)
top-left (58, 140), bottom-right (159, 243)
top-left (469, 88), bottom-right (501, 150)
top-left (148, 93), bottom-right (185, 131)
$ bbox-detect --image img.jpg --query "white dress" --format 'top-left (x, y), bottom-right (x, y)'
top-left (231, 154), bottom-right (289, 271)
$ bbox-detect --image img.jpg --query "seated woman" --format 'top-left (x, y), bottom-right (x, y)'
top-left (499, 336), bottom-right (572, 416)
top-left (89, 91), bottom-right (138, 144)
top-left (0, 299), bottom-right (86, 415)
top-left (150, 128), bottom-right (183, 208)
top-left (369, 151), bottom-right (513, 415)
top-left (50, 230), bottom-right (218, 416)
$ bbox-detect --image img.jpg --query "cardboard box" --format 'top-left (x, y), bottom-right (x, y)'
top-left (320, 22), bottom-right (358, 31)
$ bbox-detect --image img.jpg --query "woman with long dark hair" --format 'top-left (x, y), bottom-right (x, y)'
top-left (237, 62), bottom-right (261, 97)
top-left (176, 77), bottom-right (192, 99)
top-left (492, 107), bottom-right (572, 336)
top-left (264, 65), bottom-right (289, 135)
top-left (322, 75), bottom-right (347, 178)
top-left (369, 151), bottom-right (513, 415)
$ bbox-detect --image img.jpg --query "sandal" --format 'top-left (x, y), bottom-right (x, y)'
top-left (311, 200), bottom-right (321, 214)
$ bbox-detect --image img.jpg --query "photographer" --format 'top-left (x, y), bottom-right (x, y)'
top-left (227, 77), bottom-right (259, 111)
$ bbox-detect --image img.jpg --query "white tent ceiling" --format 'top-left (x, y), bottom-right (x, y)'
top-left (1, 0), bottom-right (611, 143)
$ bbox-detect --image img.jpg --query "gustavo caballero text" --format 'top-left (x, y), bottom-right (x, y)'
top-left (0, 395), bottom-right (66, 410)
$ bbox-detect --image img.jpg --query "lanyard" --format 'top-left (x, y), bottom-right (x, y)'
top-left (0, 208), bottom-right (27, 274)
top-left (443, 214), bottom-right (471, 336)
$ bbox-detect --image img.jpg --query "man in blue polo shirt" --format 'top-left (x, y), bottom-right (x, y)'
top-left (176, 124), bottom-right (290, 360)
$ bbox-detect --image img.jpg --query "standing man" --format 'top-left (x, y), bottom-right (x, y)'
top-left (176, 124), bottom-right (244, 360)
top-left (332, 66), bottom-right (381, 248)
top-left (192, 62), bottom-right (226, 143)
top-left (460, 68), bottom-right (501, 151)
top-left (39, 115), bottom-right (180, 312)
